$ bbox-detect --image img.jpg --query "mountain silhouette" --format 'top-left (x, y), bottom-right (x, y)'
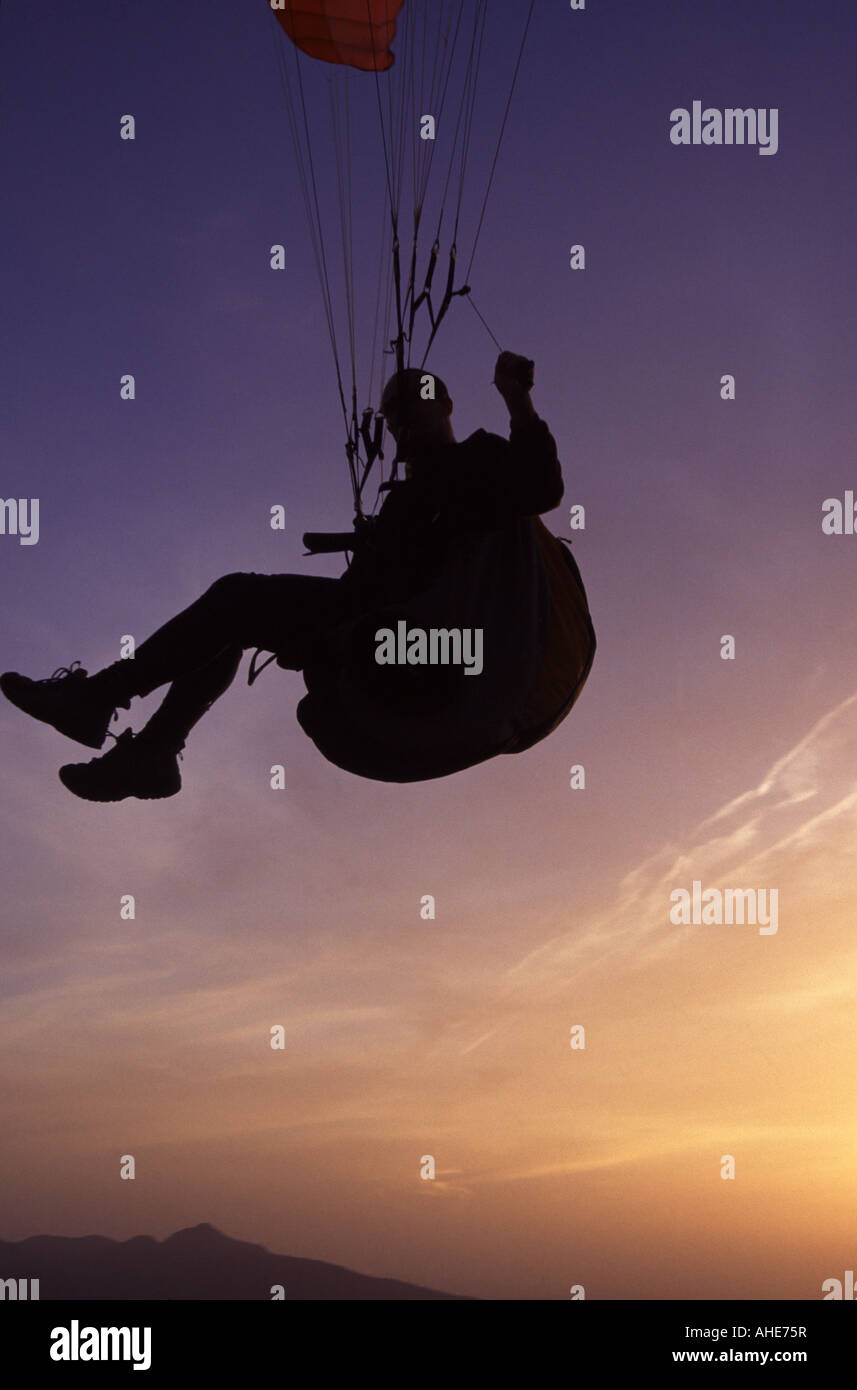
top-left (0, 1223), bottom-right (469, 1300)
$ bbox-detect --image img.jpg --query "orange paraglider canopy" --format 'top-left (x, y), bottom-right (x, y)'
top-left (270, 0), bottom-right (404, 71)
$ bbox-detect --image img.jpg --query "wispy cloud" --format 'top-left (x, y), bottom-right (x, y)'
top-left (451, 689), bottom-right (857, 1048)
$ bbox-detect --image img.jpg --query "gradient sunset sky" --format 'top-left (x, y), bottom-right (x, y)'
top-left (2, 0), bottom-right (857, 1300)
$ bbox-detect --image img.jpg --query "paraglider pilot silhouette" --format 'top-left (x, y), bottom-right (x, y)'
top-left (1, 354), bottom-right (597, 798)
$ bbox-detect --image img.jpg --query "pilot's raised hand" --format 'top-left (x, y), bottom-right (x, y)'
top-left (493, 351), bottom-right (535, 399)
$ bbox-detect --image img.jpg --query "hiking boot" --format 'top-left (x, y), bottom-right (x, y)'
top-left (0, 661), bottom-right (126, 749)
top-left (58, 729), bottom-right (183, 802)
